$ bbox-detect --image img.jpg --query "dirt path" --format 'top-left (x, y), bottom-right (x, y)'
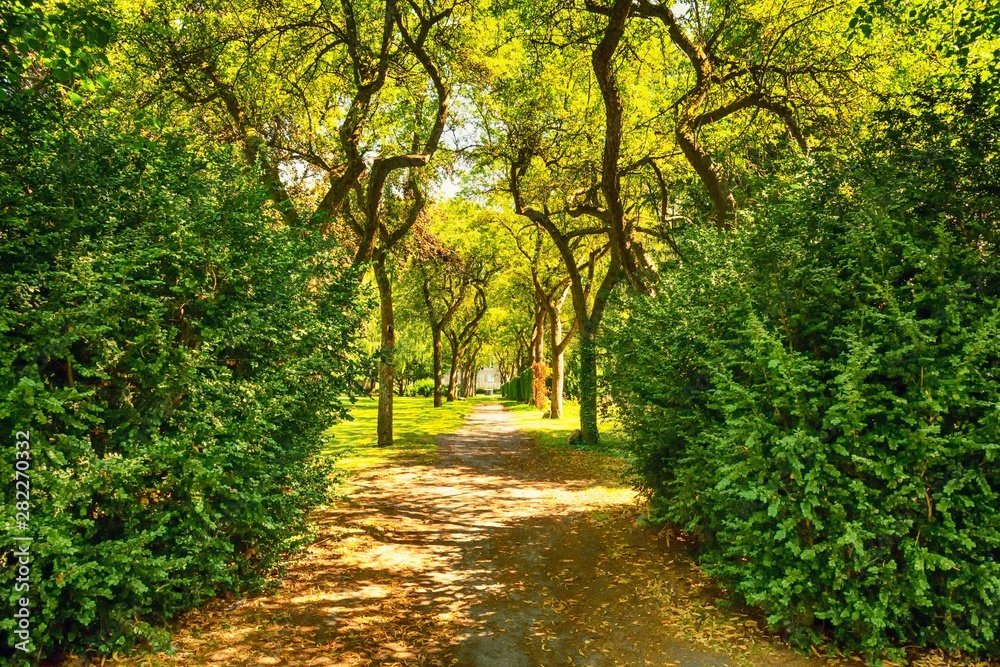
top-left (119, 402), bottom-right (831, 667)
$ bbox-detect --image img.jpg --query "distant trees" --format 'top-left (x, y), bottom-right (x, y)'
top-left (499, 220), bottom-right (579, 417)
top-left (401, 203), bottom-right (500, 404)
top-left (414, 230), bottom-right (471, 406)
top-left (445, 285), bottom-right (488, 400)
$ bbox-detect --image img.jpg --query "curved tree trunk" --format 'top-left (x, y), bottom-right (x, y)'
top-left (509, 173), bottom-right (619, 446)
top-left (374, 255), bottom-right (395, 447)
top-left (591, 0), bottom-right (656, 292)
top-left (531, 303), bottom-right (547, 410)
top-left (675, 122), bottom-right (737, 229)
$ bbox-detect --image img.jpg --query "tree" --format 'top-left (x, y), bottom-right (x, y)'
top-left (504, 135), bottom-right (620, 443)
top-left (368, 185), bottom-right (427, 444)
top-left (414, 227), bottom-right (471, 406)
top-left (499, 219), bottom-right (579, 418)
top-left (586, 0), bottom-right (864, 230)
top-left (445, 282), bottom-right (490, 401)
top-left (518, 203), bottom-right (618, 444)
top-left (471, 45), bottom-right (624, 443)
top-left (131, 0), bottom-right (459, 445)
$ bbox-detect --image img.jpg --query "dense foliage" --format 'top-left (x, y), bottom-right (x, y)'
top-left (3, 0), bottom-right (999, 660)
top-left (604, 95), bottom-right (1000, 655)
top-left (403, 378), bottom-right (435, 397)
top-left (0, 94), bottom-right (364, 659)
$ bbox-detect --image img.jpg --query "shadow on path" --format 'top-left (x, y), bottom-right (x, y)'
top-left (114, 402), bottom-right (828, 667)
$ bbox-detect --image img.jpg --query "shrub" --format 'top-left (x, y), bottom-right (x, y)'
top-left (0, 100), bottom-right (365, 660)
top-left (603, 97), bottom-right (1000, 657)
top-left (501, 367), bottom-right (533, 403)
top-left (404, 378), bottom-right (435, 398)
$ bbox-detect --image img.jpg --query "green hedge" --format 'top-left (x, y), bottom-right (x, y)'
top-left (404, 378), bottom-right (435, 397)
top-left (603, 97), bottom-right (1000, 657)
top-left (0, 98), bottom-right (365, 660)
top-left (500, 367), bottom-right (532, 403)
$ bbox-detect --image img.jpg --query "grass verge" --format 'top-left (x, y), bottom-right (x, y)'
top-left (500, 399), bottom-right (625, 455)
top-left (325, 395), bottom-right (492, 470)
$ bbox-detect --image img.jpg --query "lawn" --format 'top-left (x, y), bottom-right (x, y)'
top-left (501, 399), bottom-right (625, 455)
top-left (325, 395), bottom-right (493, 469)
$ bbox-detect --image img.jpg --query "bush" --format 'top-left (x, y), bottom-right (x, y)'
top-left (604, 98), bottom-right (1000, 657)
top-left (500, 367), bottom-right (532, 403)
top-left (404, 378), bottom-right (435, 397)
top-left (0, 100), bottom-right (365, 660)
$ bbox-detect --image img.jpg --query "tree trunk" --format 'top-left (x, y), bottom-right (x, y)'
top-left (592, 0), bottom-right (653, 292)
top-left (465, 351), bottom-right (480, 397)
top-left (676, 121), bottom-right (737, 229)
top-left (531, 304), bottom-right (547, 410)
top-left (432, 328), bottom-right (444, 407)
top-left (374, 256), bottom-right (395, 447)
top-left (578, 323), bottom-right (599, 446)
top-left (516, 330), bottom-right (529, 374)
top-left (532, 306), bottom-right (545, 365)
top-left (446, 339), bottom-right (460, 402)
top-left (549, 314), bottom-right (565, 419)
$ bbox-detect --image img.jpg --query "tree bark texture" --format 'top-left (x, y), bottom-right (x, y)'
top-left (531, 303), bottom-right (547, 410)
top-left (374, 254), bottom-right (395, 447)
top-left (578, 325), bottom-right (599, 446)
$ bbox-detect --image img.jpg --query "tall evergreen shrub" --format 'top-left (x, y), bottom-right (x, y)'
top-left (604, 96), bottom-right (1000, 655)
top-left (0, 97), bottom-right (365, 660)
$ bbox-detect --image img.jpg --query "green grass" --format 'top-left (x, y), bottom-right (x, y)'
top-left (325, 395), bottom-right (493, 470)
top-left (500, 399), bottom-right (625, 455)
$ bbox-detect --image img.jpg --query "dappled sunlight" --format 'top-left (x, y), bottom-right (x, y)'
top-left (116, 403), bottom-right (831, 667)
